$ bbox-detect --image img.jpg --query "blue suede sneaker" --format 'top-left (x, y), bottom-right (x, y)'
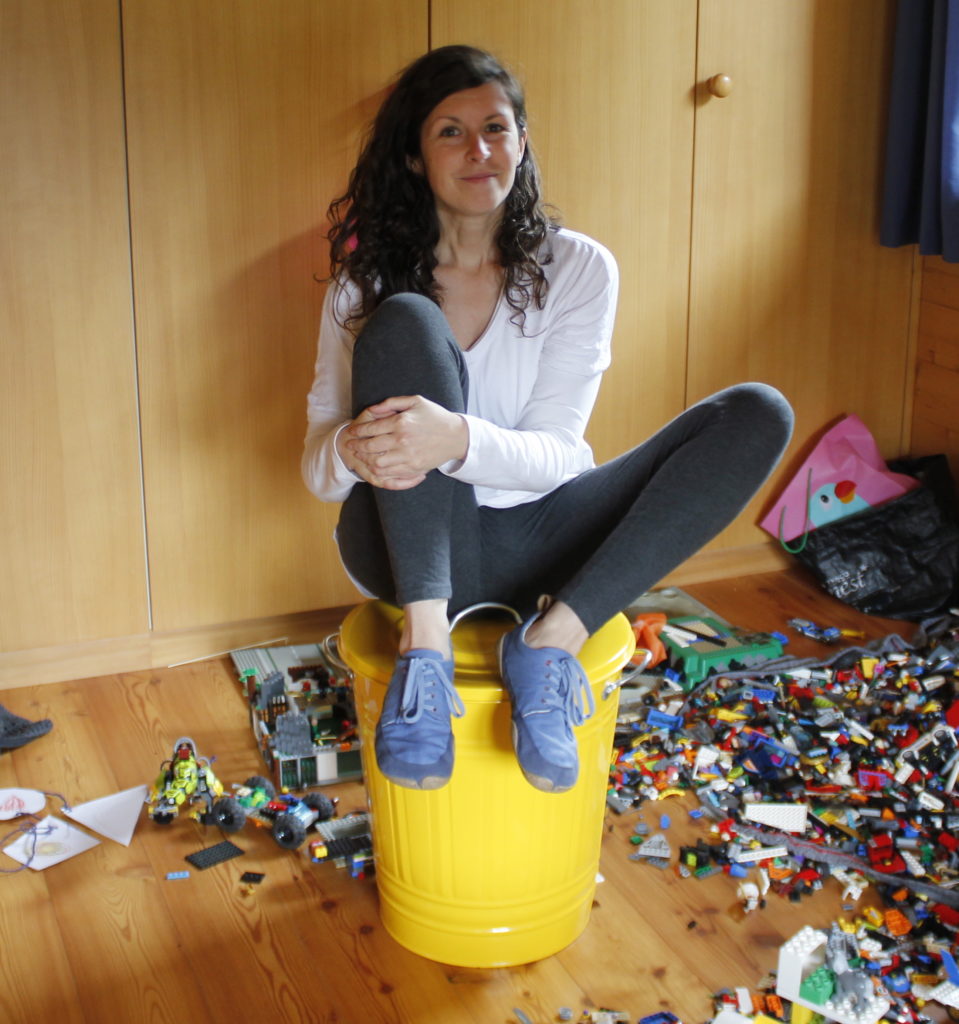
top-left (498, 617), bottom-right (595, 793)
top-left (374, 649), bottom-right (464, 790)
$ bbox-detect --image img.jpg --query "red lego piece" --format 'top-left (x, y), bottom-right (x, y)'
top-left (932, 903), bottom-right (959, 927)
top-left (946, 699), bottom-right (959, 729)
top-left (939, 831), bottom-right (959, 853)
top-left (867, 833), bottom-right (907, 874)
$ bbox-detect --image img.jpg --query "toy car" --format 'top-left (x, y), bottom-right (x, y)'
top-left (231, 778), bottom-right (337, 849)
top-left (263, 791), bottom-right (336, 849)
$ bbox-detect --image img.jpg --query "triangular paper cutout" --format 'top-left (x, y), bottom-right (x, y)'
top-left (63, 784), bottom-right (148, 846)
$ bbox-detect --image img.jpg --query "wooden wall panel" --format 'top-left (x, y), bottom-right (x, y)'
top-left (0, 0), bottom-right (148, 652)
top-left (687, 0), bottom-right (916, 550)
top-left (123, 1), bottom-right (427, 630)
top-left (912, 256), bottom-right (959, 486)
top-left (431, 0), bottom-right (698, 460)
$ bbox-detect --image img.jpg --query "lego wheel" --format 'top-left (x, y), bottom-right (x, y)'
top-left (302, 792), bottom-right (335, 821)
top-left (151, 810), bottom-right (175, 825)
top-left (209, 796), bottom-right (246, 832)
top-left (272, 812), bottom-right (307, 850)
top-left (243, 775), bottom-right (276, 800)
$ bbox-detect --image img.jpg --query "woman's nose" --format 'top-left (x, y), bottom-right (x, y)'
top-left (466, 133), bottom-right (490, 160)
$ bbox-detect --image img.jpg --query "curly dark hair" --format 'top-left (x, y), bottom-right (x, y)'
top-left (326, 45), bottom-right (557, 332)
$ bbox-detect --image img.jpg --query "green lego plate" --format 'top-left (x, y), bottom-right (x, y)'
top-left (661, 615), bottom-right (783, 688)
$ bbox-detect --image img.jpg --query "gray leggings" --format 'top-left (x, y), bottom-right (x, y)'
top-left (336, 294), bottom-right (794, 634)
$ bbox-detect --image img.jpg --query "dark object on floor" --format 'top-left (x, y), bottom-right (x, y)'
top-left (185, 840), bottom-right (245, 870)
top-left (0, 705), bottom-right (53, 751)
top-left (795, 484), bottom-right (959, 620)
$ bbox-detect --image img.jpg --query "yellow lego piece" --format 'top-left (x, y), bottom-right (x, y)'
top-left (862, 906), bottom-right (885, 928)
top-left (790, 1003), bottom-right (816, 1024)
top-left (859, 657), bottom-right (879, 679)
top-left (715, 708), bottom-right (749, 722)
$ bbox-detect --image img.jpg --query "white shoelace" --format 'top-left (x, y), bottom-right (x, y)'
top-left (521, 656), bottom-right (595, 725)
top-left (398, 658), bottom-right (465, 723)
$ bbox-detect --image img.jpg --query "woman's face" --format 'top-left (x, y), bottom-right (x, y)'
top-left (415, 81), bottom-right (527, 225)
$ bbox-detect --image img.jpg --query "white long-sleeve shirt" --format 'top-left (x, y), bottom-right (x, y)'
top-left (301, 227), bottom-right (619, 509)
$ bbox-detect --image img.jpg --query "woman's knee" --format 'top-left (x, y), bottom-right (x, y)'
top-left (357, 292), bottom-right (451, 356)
top-left (351, 292), bottom-right (467, 410)
top-left (722, 382), bottom-right (794, 449)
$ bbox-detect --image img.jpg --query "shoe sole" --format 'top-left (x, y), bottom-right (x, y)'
top-left (383, 773), bottom-right (449, 791)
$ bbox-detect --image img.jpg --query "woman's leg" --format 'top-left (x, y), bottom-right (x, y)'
top-left (336, 292), bottom-right (482, 617)
top-left (491, 383), bottom-right (793, 792)
top-left (487, 383), bottom-right (794, 635)
top-left (334, 293), bottom-right (480, 789)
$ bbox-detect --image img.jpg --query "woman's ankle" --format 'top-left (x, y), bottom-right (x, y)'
top-left (399, 599), bottom-right (452, 657)
top-left (524, 600), bottom-right (588, 657)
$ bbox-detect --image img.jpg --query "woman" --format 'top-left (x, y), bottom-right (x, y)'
top-left (303, 45), bottom-right (793, 794)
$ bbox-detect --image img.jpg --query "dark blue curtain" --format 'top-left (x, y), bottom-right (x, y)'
top-left (881, 0), bottom-right (959, 261)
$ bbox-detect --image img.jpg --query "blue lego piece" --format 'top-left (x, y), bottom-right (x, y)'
top-left (943, 949), bottom-right (959, 985)
top-left (640, 1013), bottom-right (680, 1024)
top-left (647, 708), bottom-right (683, 731)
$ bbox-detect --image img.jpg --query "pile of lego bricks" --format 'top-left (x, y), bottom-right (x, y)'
top-left (608, 612), bottom-right (959, 1023)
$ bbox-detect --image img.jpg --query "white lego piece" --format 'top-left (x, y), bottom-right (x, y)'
top-left (926, 980), bottom-right (959, 1010)
top-left (710, 1009), bottom-right (753, 1024)
top-left (694, 745), bottom-right (720, 777)
top-left (899, 848), bottom-right (924, 877)
top-left (916, 790), bottom-right (946, 812)
top-left (732, 844), bottom-right (789, 863)
top-left (776, 927), bottom-right (890, 1024)
top-left (743, 801), bottom-right (808, 833)
top-left (735, 988), bottom-right (753, 1014)
top-left (737, 882), bottom-right (761, 912)
top-left (777, 926), bottom-right (826, 1001)
top-left (945, 754), bottom-right (959, 794)
top-left (847, 720), bottom-right (875, 741)
top-left (832, 868), bottom-right (867, 904)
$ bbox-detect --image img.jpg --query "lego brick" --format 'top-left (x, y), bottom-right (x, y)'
top-left (185, 840), bottom-right (245, 870)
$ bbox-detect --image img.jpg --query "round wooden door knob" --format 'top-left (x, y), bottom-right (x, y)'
top-left (707, 73), bottom-right (733, 98)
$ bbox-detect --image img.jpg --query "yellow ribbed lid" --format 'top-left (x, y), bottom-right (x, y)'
top-left (339, 601), bottom-right (635, 705)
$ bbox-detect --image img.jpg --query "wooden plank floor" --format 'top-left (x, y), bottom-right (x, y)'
top-left (0, 568), bottom-right (928, 1024)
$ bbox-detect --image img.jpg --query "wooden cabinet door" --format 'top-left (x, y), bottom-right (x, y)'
top-left (431, 0), bottom-right (698, 459)
top-left (0, 0), bottom-right (148, 652)
top-left (123, 1), bottom-right (426, 630)
top-left (688, 0), bottom-right (916, 552)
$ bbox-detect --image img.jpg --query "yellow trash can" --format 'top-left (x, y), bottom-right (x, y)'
top-left (339, 600), bottom-right (635, 968)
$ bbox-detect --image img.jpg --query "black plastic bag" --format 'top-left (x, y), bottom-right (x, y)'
top-left (794, 484), bottom-right (959, 620)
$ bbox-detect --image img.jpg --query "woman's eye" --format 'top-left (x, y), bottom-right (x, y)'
top-left (439, 126), bottom-right (459, 137)
top-left (485, 123), bottom-right (506, 133)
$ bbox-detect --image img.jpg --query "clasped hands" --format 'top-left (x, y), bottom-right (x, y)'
top-left (336, 395), bottom-right (469, 490)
